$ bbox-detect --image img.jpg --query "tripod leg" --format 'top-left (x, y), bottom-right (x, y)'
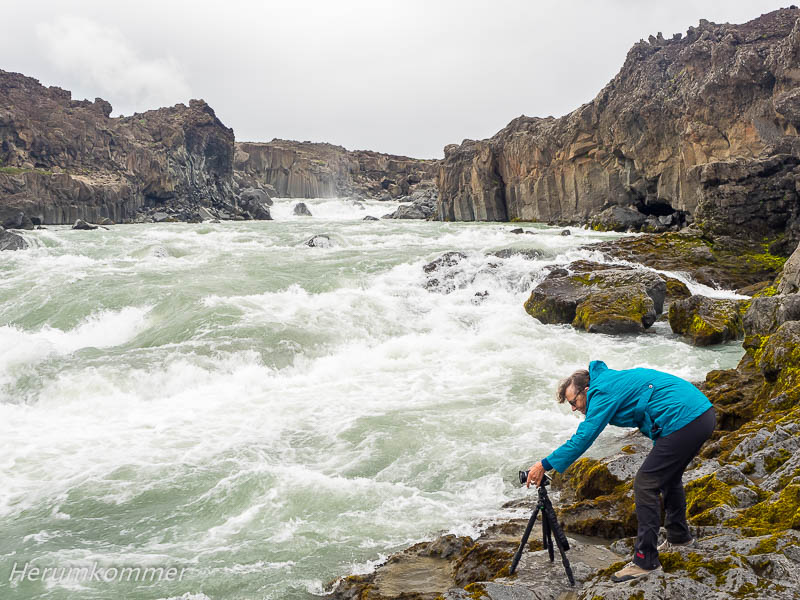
top-left (509, 504), bottom-right (541, 575)
top-left (547, 512), bottom-right (575, 586)
top-left (542, 514), bottom-right (554, 562)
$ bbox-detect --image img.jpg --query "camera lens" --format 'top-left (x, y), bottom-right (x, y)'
top-left (518, 470), bottom-right (529, 485)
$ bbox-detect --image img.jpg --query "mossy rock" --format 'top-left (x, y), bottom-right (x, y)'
top-left (552, 458), bottom-right (637, 538)
top-left (727, 484), bottom-right (800, 536)
top-left (573, 284), bottom-right (657, 334)
top-left (663, 275), bottom-right (691, 303)
top-left (524, 262), bottom-right (665, 328)
top-left (588, 232), bottom-right (788, 290)
top-left (669, 295), bottom-right (747, 346)
top-left (552, 457), bottom-right (626, 502)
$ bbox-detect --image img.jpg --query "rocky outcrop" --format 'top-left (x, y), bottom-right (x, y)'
top-left (590, 230), bottom-right (787, 289)
top-left (0, 226), bottom-right (25, 250)
top-left (233, 139), bottom-right (438, 200)
top-left (669, 295), bottom-right (748, 345)
top-left (438, 8), bottom-right (800, 247)
top-left (0, 70), bottom-right (275, 225)
top-left (382, 188), bottom-right (438, 219)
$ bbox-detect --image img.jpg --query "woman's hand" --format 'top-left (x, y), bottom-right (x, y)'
top-left (525, 461), bottom-right (545, 488)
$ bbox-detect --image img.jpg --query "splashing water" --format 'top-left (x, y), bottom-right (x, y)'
top-left (0, 201), bottom-right (742, 599)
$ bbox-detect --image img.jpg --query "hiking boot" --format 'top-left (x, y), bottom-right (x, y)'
top-left (658, 537), bottom-right (694, 551)
top-left (611, 561), bottom-right (661, 583)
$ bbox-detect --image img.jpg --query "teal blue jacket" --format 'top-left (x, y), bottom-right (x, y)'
top-left (543, 360), bottom-right (712, 473)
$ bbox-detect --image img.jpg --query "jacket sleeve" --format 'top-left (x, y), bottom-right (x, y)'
top-left (544, 392), bottom-right (623, 473)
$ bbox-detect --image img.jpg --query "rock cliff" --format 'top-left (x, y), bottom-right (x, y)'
top-left (234, 139), bottom-right (438, 200)
top-left (0, 69), bottom-right (241, 226)
top-left (438, 8), bottom-right (800, 244)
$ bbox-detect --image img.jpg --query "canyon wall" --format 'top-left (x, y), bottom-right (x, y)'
top-left (0, 69), bottom-right (238, 225)
top-left (438, 8), bottom-right (800, 242)
top-left (234, 140), bottom-right (438, 200)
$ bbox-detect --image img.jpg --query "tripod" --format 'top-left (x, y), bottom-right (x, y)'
top-left (509, 473), bottom-right (575, 586)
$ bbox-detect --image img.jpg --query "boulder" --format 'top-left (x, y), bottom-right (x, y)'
top-left (72, 219), bottom-right (98, 230)
top-left (305, 234), bottom-right (332, 248)
top-left (523, 262), bottom-right (666, 330)
top-left (363, 215), bottom-right (379, 221)
top-left (0, 207), bottom-right (34, 230)
top-left (742, 294), bottom-right (800, 349)
top-left (572, 284), bottom-right (657, 334)
top-left (590, 206), bottom-right (647, 232)
top-left (668, 295), bottom-right (747, 346)
top-left (0, 226), bottom-right (26, 250)
top-left (239, 187), bottom-right (273, 220)
top-left (293, 202), bottom-right (312, 216)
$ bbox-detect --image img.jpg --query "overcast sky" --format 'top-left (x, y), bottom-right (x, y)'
top-left (1, 1), bottom-right (790, 158)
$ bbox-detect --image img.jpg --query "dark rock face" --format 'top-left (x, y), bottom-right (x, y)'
top-left (438, 8), bottom-right (800, 245)
top-left (668, 295), bottom-right (748, 346)
top-left (590, 205), bottom-right (647, 232)
top-left (233, 139), bottom-right (438, 201)
top-left (523, 261), bottom-right (667, 333)
top-left (0, 70), bottom-right (239, 225)
top-left (0, 226), bottom-right (26, 250)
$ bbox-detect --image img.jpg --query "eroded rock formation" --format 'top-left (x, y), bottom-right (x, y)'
top-left (0, 69), bottom-right (241, 225)
top-left (438, 8), bottom-right (800, 246)
top-left (234, 139), bottom-right (438, 200)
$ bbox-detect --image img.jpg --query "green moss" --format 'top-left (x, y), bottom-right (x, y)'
top-left (464, 582), bottom-right (487, 599)
top-left (752, 285), bottom-right (779, 298)
top-left (553, 457), bottom-right (622, 501)
top-left (749, 533), bottom-right (783, 555)
top-left (620, 444), bottom-right (637, 454)
top-left (727, 484), bottom-right (800, 536)
top-left (595, 560), bottom-right (629, 578)
top-left (764, 448), bottom-right (792, 474)
top-left (685, 473), bottom-right (737, 525)
top-left (659, 551), bottom-right (735, 585)
top-left (0, 166), bottom-right (52, 175)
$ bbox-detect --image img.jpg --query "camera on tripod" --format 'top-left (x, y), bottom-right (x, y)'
top-left (518, 470), bottom-right (550, 487)
top-left (509, 468), bottom-right (574, 585)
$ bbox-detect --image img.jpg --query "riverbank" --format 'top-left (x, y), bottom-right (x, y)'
top-left (325, 230), bottom-right (800, 600)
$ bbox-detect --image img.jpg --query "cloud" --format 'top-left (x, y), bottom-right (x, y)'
top-left (35, 16), bottom-right (191, 115)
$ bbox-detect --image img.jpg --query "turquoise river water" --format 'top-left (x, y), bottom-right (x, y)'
top-left (0, 198), bottom-right (744, 600)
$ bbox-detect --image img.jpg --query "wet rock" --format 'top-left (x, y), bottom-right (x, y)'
top-left (509, 228), bottom-right (524, 234)
top-left (756, 320), bottom-right (800, 381)
top-left (487, 249), bottom-right (543, 260)
top-left (239, 187), bottom-right (273, 220)
top-left (0, 207), bottom-right (34, 229)
top-left (363, 215), bottom-right (379, 221)
top-left (668, 295), bottom-right (748, 346)
top-left (72, 219), bottom-right (98, 230)
top-left (572, 283), bottom-right (657, 334)
top-left (560, 229), bottom-right (570, 236)
top-left (0, 226), bottom-right (26, 250)
top-left (305, 234), bottom-right (331, 248)
top-left (523, 263), bottom-right (666, 331)
top-left (590, 205), bottom-right (647, 232)
top-left (382, 188), bottom-right (438, 220)
top-left (590, 232), bottom-right (787, 290)
top-left (293, 202), bottom-right (312, 216)
top-left (152, 212), bottom-right (172, 223)
top-left (422, 252), bottom-right (470, 293)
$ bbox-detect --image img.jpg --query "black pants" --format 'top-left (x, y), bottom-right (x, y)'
top-left (632, 406), bottom-right (716, 569)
